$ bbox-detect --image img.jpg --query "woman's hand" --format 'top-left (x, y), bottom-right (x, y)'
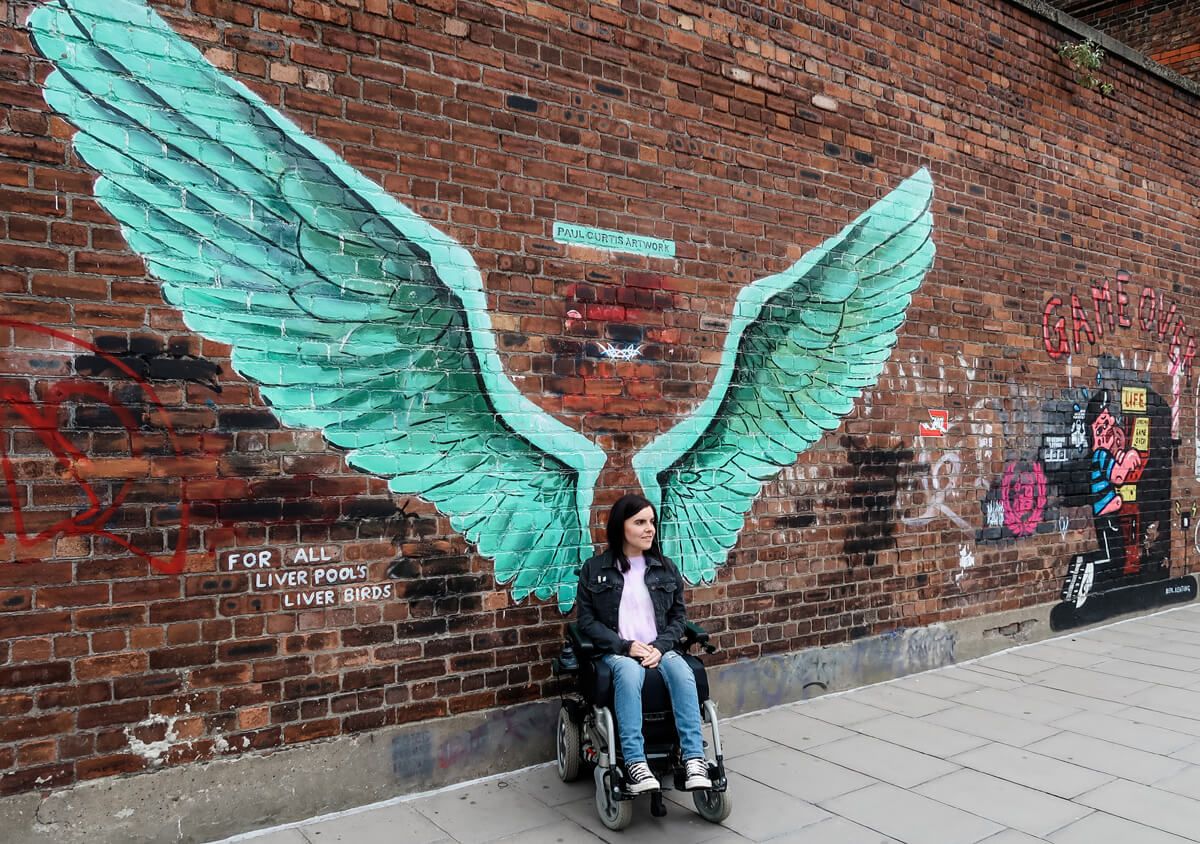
top-left (629, 641), bottom-right (661, 666)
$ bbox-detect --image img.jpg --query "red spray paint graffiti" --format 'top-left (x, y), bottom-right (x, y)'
top-left (0, 319), bottom-right (189, 574)
top-left (1001, 460), bottom-right (1046, 537)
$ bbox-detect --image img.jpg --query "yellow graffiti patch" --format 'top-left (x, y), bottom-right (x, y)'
top-left (1132, 417), bottom-right (1149, 452)
top-left (1121, 386), bottom-right (1147, 413)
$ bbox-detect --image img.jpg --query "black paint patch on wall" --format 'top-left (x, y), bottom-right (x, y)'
top-left (839, 436), bottom-right (914, 567)
top-left (506, 94), bottom-right (539, 113)
top-left (76, 336), bottom-right (222, 389)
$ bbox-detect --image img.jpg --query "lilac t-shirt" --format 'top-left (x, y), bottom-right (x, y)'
top-left (618, 555), bottom-right (658, 645)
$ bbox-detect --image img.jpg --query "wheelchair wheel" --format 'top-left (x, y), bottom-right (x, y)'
top-left (555, 705), bottom-right (582, 782)
top-left (594, 768), bottom-right (633, 830)
top-left (693, 787), bottom-right (732, 823)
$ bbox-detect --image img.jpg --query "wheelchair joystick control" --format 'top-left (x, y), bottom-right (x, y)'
top-left (557, 644), bottom-right (580, 672)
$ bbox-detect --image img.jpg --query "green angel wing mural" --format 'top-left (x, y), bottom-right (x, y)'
top-left (28, 0), bottom-right (605, 609)
top-left (30, 0), bottom-right (935, 610)
top-left (635, 171), bottom-right (935, 583)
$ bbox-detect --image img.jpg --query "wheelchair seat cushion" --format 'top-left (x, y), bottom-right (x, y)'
top-left (590, 653), bottom-right (709, 710)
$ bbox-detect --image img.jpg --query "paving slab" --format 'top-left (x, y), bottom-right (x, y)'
top-left (912, 768), bottom-right (1091, 837)
top-left (299, 803), bottom-right (449, 844)
top-left (851, 712), bottom-right (987, 757)
top-left (922, 703), bottom-right (1060, 747)
top-left (807, 733), bottom-right (959, 788)
top-left (1016, 642), bottom-right (1107, 668)
top-left (820, 781), bottom-right (1003, 844)
top-left (788, 695), bottom-right (890, 727)
top-left (1026, 730), bottom-right (1191, 785)
top-left (935, 665), bottom-right (1026, 691)
top-left (209, 603), bottom-right (1200, 844)
top-left (950, 741), bottom-right (1114, 799)
top-left (1047, 812), bottom-right (1199, 844)
top-left (1046, 709), bottom-right (1195, 755)
top-left (732, 707), bottom-right (853, 751)
top-left (1075, 778), bottom-right (1200, 840)
top-left (667, 770), bottom-right (829, 841)
top-left (977, 831), bottom-right (1049, 844)
top-left (888, 670), bottom-right (984, 700)
top-left (730, 744), bottom-right (873, 804)
top-left (1003, 681), bottom-right (1127, 715)
top-left (849, 683), bottom-right (955, 718)
top-left (769, 814), bottom-right (901, 843)
top-left (411, 780), bottom-right (562, 844)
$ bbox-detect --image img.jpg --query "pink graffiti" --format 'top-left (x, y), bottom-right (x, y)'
top-left (1001, 461), bottom-right (1046, 537)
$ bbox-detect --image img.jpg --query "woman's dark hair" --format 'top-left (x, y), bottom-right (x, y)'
top-left (605, 493), bottom-right (662, 573)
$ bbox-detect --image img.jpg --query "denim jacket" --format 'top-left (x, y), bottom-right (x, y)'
top-left (575, 550), bottom-right (687, 656)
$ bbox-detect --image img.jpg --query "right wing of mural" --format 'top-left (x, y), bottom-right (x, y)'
top-left (30, 0), bottom-right (605, 609)
top-left (634, 170), bottom-right (935, 584)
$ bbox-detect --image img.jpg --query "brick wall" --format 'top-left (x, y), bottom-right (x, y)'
top-left (1056, 0), bottom-right (1200, 79)
top-left (2, 0), bottom-right (1200, 798)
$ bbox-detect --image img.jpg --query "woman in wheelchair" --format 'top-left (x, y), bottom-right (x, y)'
top-left (575, 493), bottom-right (713, 795)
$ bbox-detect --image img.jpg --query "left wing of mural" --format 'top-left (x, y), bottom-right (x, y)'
top-left (29, 0), bottom-right (605, 610)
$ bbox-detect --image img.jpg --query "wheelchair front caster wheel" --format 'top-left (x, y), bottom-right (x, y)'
top-left (594, 769), bottom-right (633, 830)
top-left (693, 787), bottom-right (733, 823)
top-left (555, 706), bottom-right (582, 782)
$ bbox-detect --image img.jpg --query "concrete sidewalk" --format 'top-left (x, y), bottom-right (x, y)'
top-left (212, 603), bottom-right (1200, 844)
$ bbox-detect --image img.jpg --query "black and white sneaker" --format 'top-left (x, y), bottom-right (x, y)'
top-left (624, 761), bottom-right (659, 794)
top-left (684, 757), bottom-right (712, 790)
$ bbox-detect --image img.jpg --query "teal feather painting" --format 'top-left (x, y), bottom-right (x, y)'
top-left (29, 0), bottom-right (935, 611)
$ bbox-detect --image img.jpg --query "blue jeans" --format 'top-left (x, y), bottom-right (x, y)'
top-left (602, 651), bottom-right (705, 765)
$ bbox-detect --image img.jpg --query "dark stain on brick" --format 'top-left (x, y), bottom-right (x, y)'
top-left (506, 94), bottom-right (538, 113)
top-left (74, 405), bottom-right (125, 429)
top-left (774, 511), bottom-right (815, 529)
top-left (75, 355), bottom-right (148, 379)
top-left (853, 150), bottom-right (875, 165)
top-left (220, 499), bottom-right (283, 521)
top-left (225, 641), bottom-right (276, 660)
top-left (148, 357), bottom-right (220, 386)
top-left (607, 323), bottom-right (642, 343)
top-left (78, 337), bottom-right (222, 390)
top-left (343, 498), bottom-right (400, 520)
top-left (129, 336), bottom-right (163, 356)
top-left (838, 436), bottom-right (914, 567)
top-left (218, 409), bottom-right (280, 431)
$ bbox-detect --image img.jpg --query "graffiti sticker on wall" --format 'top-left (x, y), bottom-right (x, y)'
top-left (30, 0), bottom-right (935, 609)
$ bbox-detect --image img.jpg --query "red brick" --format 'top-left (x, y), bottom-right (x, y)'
top-left (0, 711), bottom-right (74, 742)
top-left (76, 754), bottom-right (148, 780)
top-left (75, 653), bottom-right (148, 680)
top-left (76, 700), bottom-right (149, 730)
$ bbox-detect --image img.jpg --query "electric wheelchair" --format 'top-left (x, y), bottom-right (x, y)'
top-left (552, 621), bottom-right (731, 830)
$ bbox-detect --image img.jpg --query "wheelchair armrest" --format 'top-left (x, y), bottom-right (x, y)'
top-left (681, 621), bottom-right (716, 654)
top-left (565, 623), bottom-right (599, 660)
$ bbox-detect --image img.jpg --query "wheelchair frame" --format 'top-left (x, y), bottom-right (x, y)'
top-left (552, 621), bottom-right (732, 830)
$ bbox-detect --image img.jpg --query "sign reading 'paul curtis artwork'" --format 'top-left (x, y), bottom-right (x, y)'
top-left (552, 222), bottom-right (676, 257)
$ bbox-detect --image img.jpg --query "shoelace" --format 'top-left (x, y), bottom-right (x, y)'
top-left (628, 762), bottom-right (654, 782)
top-left (686, 759), bottom-right (707, 776)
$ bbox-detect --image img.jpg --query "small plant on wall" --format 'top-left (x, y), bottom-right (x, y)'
top-left (1058, 39), bottom-right (1114, 95)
